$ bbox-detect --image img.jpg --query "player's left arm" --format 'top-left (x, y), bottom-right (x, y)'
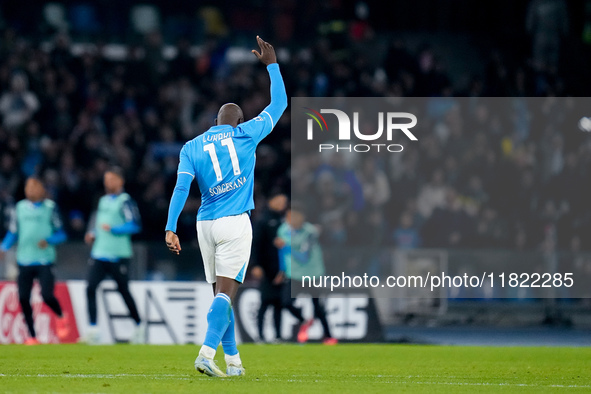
top-left (44, 205), bottom-right (67, 246)
top-left (110, 198), bottom-right (142, 235)
top-left (275, 223), bottom-right (292, 272)
top-left (292, 226), bottom-right (318, 264)
top-left (291, 242), bottom-right (311, 264)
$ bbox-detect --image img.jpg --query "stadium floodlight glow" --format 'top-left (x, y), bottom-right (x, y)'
top-left (578, 116), bottom-right (591, 132)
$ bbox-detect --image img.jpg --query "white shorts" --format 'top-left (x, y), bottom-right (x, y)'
top-left (196, 213), bottom-right (252, 284)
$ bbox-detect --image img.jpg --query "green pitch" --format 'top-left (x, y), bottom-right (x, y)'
top-left (0, 344), bottom-right (589, 393)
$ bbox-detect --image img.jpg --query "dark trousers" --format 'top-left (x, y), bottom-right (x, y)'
top-left (17, 264), bottom-right (63, 338)
top-left (282, 280), bottom-right (332, 338)
top-left (257, 280), bottom-right (282, 340)
top-left (86, 259), bottom-right (140, 325)
top-left (281, 280), bottom-right (304, 323)
top-left (310, 297), bottom-right (332, 339)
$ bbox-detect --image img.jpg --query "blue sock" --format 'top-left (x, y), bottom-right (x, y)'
top-left (221, 308), bottom-right (238, 356)
top-left (203, 293), bottom-right (232, 351)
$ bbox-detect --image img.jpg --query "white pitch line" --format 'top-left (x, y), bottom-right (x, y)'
top-left (376, 380), bottom-right (590, 389)
top-left (0, 374), bottom-right (193, 381)
top-left (0, 374), bottom-right (588, 388)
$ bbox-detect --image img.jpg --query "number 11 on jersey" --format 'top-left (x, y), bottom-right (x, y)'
top-left (204, 138), bottom-right (242, 181)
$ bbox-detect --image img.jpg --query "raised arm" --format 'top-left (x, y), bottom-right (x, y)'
top-left (252, 36), bottom-right (288, 128)
top-left (241, 37), bottom-right (288, 145)
top-left (261, 63), bottom-right (288, 129)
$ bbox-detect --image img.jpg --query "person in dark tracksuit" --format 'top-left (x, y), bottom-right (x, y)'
top-left (251, 193), bottom-right (288, 342)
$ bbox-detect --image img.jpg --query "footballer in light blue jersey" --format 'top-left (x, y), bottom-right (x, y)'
top-left (165, 36), bottom-right (287, 378)
top-left (165, 66), bottom-right (285, 225)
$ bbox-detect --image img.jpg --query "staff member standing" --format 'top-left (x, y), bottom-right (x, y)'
top-left (276, 202), bottom-right (337, 345)
top-left (84, 167), bottom-right (143, 344)
top-left (0, 177), bottom-right (69, 344)
top-left (251, 193), bottom-right (288, 343)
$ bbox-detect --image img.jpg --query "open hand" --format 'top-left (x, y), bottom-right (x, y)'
top-left (165, 231), bottom-right (181, 255)
top-left (252, 36), bottom-right (277, 66)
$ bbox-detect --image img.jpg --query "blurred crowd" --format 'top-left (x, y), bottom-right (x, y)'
top-left (0, 0), bottom-right (589, 254)
top-left (0, 27), bottom-right (295, 242)
top-left (293, 97), bottom-right (591, 255)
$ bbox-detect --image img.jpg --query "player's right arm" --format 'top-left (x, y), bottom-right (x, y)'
top-left (0, 205), bottom-right (17, 254)
top-left (247, 36), bottom-right (288, 144)
top-left (165, 144), bottom-right (195, 254)
top-left (84, 211), bottom-right (97, 245)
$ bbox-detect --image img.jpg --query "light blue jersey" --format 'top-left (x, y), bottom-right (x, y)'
top-left (166, 63), bottom-right (287, 231)
top-left (178, 120), bottom-right (266, 220)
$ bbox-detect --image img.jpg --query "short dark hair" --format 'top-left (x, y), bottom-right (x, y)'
top-left (269, 190), bottom-right (287, 200)
top-left (26, 175), bottom-right (43, 183)
top-left (289, 201), bottom-right (306, 216)
top-left (106, 166), bottom-right (125, 180)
